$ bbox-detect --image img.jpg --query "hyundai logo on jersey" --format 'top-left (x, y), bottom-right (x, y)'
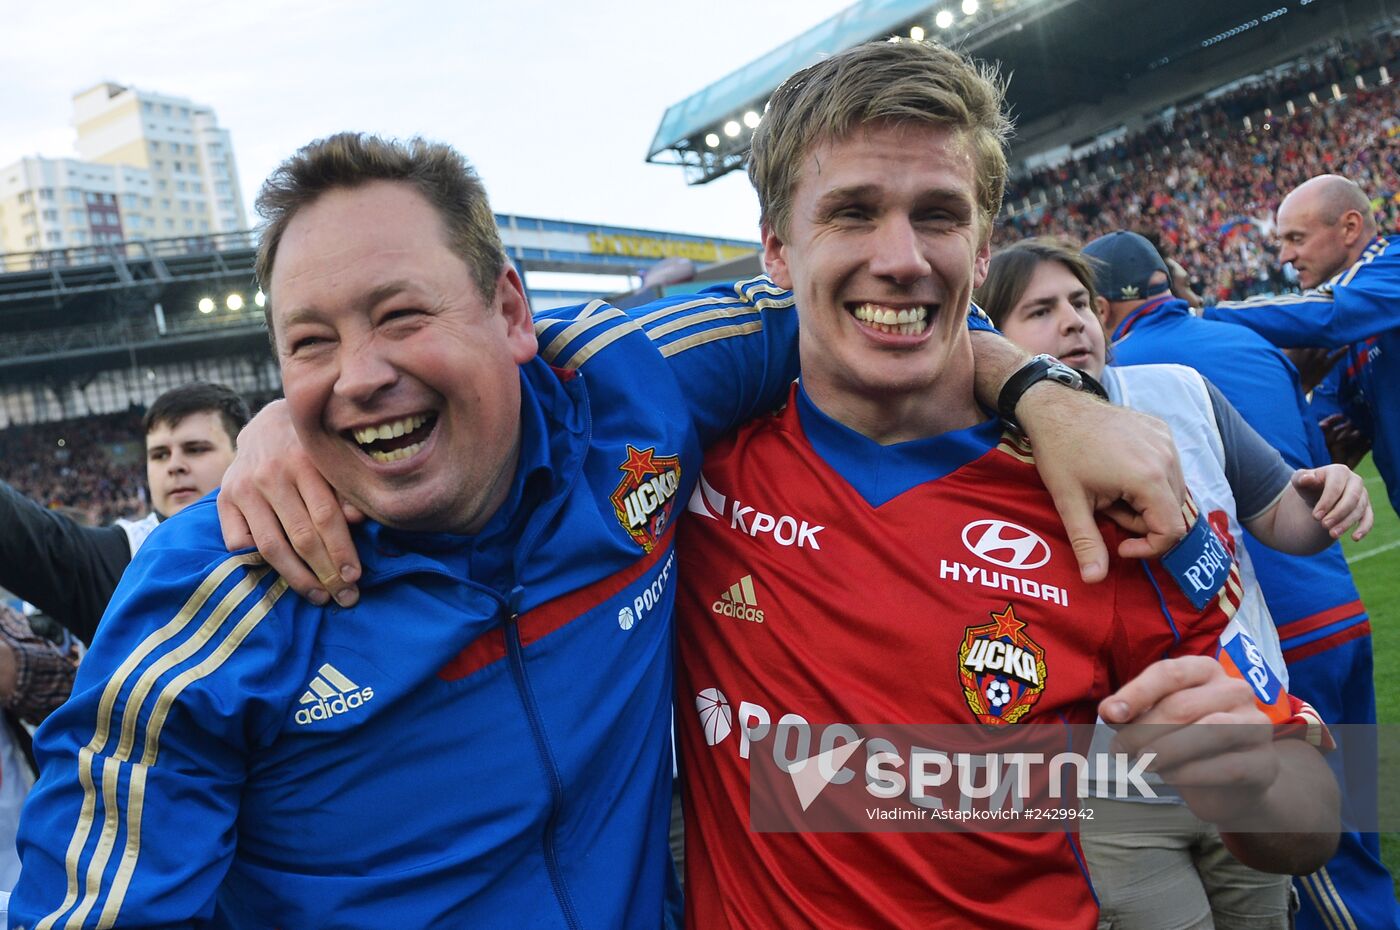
top-left (960, 520), bottom-right (1052, 570)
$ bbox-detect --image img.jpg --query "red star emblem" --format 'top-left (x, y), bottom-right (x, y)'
top-left (618, 445), bottom-right (658, 483)
top-left (991, 604), bottom-right (1025, 640)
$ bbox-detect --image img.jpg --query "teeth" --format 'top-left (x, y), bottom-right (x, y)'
top-left (367, 441), bottom-right (425, 463)
top-left (852, 303), bottom-right (929, 331)
top-left (353, 414), bottom-right (429, 446)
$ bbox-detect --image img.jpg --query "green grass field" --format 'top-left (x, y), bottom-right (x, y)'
top-left (1337, 456), bottom-right (1400, 892)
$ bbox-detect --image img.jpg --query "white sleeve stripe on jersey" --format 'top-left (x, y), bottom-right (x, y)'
top-left (36, 552), bottom-right (285, 930)
top-left (550, 320), bottom-right (637, 371)
top-left (1333, 236), bottom-right (1388, 289)
top-left (99, 577), bottom-right (287, 929)
top-left (658, 320), bottom-right (764, 358)
top-left (538, 307), bottom-right (632, 364)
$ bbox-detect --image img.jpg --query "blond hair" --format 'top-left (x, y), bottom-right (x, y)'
top-left (749, 39), bottom-right (1011, 240)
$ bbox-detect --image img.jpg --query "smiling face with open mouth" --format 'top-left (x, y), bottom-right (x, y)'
top-left (763, 121), bottom-right (991, 443)
top-left (269, 180), bottom-right (538, 535)
top-left (997, 259), bottom-right (1108, 379)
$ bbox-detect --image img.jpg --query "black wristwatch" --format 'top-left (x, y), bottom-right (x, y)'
top-left (997, 354), bottom-right (1108, 435)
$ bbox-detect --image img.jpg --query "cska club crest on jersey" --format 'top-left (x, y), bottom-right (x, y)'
top-left (958, 603), bottom-right (1048, 724)
top-left (610, 444), bottom-right (682, 553)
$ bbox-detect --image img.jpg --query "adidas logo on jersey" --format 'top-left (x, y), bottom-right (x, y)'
top-left (712, 574), bottom-right (765, 623)
top-left (294, 663), bottom-right (375, 726)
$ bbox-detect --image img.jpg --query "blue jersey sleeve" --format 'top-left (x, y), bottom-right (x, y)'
top-left (535, 274), bottom-right (995, 447)
top-left (1206, 236), bottom-right (1400, 348)
top-left (11, 535), bottom-right (298, 929)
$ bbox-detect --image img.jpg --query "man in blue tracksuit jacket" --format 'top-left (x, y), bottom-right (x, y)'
top-left (1207, 174), bottom-right (1400, 518)
top-left (1085, 229), bottom-right (1397, 930)
top-left (8, 123), bottom-right (848, 926)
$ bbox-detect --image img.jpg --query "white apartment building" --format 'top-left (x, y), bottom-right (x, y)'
top-left (0, 82), bottom-right (246, 261)
top-left (0, 157), bottom-right (149, 256)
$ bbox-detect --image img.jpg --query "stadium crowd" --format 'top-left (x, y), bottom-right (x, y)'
top-left (1000, 33), bottom-right (1400, 303)
top-left (0, 392), bottom-right (277, 523)
top-left (0, 411), bottom-right (148, 524)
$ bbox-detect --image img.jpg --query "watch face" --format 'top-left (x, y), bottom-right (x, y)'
top-left (1046, 360), bottom-right (1082, 387)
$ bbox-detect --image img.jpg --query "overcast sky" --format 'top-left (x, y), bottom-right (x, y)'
top-left (2, 0), bottom-right (856, 244)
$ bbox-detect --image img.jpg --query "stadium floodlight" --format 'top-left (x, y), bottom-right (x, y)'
top-left (743, 110), bottom-right (761, 129)
top-left (705, 132), bottom-right (720, 148)
top-left (935, 9), bottom-right (954, 28)
top-left (254, 289), bottom-right (267, 308)
top-left (198, 297), bottom-right (215, 314)
top-left (909, 25), bottom-right (925, 41)
top-left (961, 0), bottom-right (978, 14)
top-left (226, 293), bottom-right (244, 311)
top-left (723, 120), bottom-right (741, 138)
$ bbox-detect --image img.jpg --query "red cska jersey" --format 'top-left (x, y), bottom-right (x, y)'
top-left (674, 385), bottom-right (1303, 930)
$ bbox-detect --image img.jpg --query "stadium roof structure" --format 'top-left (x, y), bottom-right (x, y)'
top-left (648, 0), bottom-right (1394, 184)
top-left (0, 213), bottom-right (760, 387)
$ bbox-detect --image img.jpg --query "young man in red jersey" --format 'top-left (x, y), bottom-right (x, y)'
top-left (672, 39), bottom-right (1339, 929)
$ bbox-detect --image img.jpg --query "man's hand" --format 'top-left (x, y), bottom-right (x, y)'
top-left (217, 400), bottom-right (364, 606)
top-left (969, 332), bottom-right (1188, 583)
top-left (1101, 657), bottom-right (1276, 824)
top-left (1284, 346), bottom-right (1348, 395)
top-left (1319, 413), bottom-right (1371, 469)
top-left (1018, 386), bottom-right (1187, 583)
top-left (1101, 656), bottom-right (1339, 873)
top-left (1292, 464), bottom-right (1373, 542)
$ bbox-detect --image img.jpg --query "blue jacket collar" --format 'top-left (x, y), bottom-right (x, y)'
top-left (354, 356), bottom-right (587, 586)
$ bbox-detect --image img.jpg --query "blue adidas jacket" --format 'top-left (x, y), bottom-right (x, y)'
top-left (1207, 235), bottom-right (1400, 516)
top-left (1108, 296), bottom-right (1367, 662)
top-left (11, 277), bottom-right (993, 929)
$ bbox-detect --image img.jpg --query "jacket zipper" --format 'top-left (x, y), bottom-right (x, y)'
top-left (500, 377), bottom-right (592, 930)
top-left (504, 585), bottom-right (583, 930)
